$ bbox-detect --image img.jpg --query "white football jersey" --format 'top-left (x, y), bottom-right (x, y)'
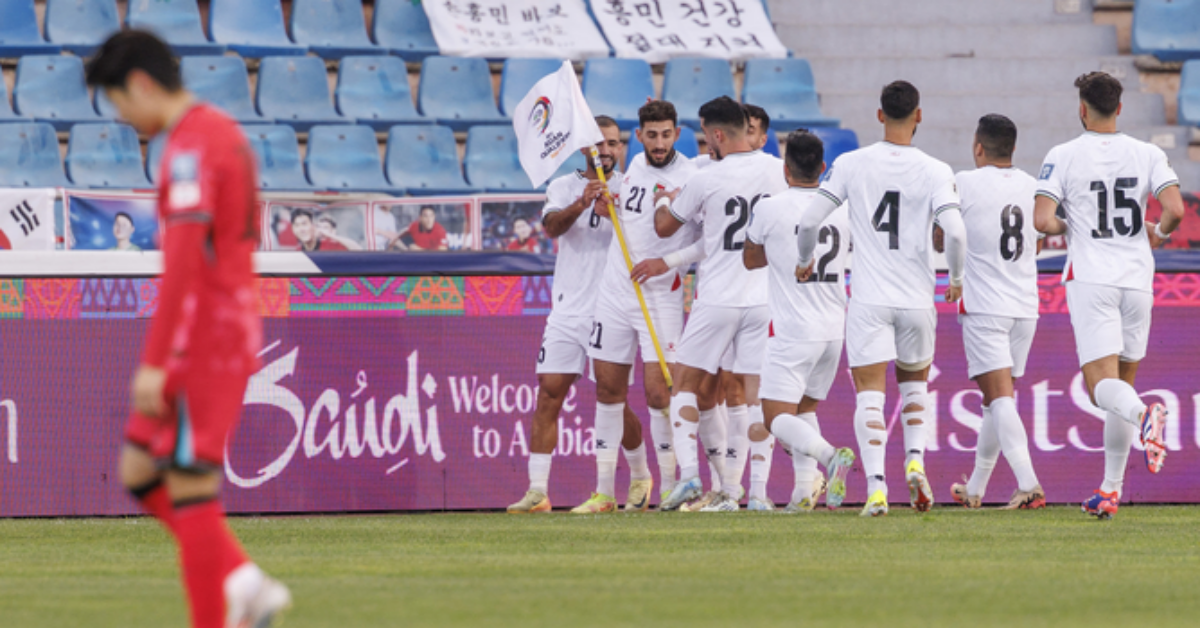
top-left (746, 187), bottom-right (850, 343)
top-left (1036, 132), bottom-right (1179, 292)
top-left (542, 170), bottom-right (618, 320)
top-left (957, 166), bottom-right (1040, 319)
top-left (818, 142), bottom-right (960, 309)
top-left (671, 150), bottom-right (788, 308)
top-left (693, 154), bottom-right (715, 169)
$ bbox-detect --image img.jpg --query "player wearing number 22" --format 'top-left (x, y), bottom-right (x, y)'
top-left (1033, 72), bottom-right (1185, 519)
top-left (795, 81), bottom-right (968, 517)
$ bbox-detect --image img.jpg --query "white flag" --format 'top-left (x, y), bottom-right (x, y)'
top-left (512, 61), bottom-right (603, 189)
top-left (0, 189), bottom-right (56, 251)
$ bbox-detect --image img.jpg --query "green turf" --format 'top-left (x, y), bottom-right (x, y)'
top-left (2, 506), bottom-right (1198, 627)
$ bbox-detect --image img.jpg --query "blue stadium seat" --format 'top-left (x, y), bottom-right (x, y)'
top-left (181, 56), bottom-right (267, 125)
top-left (0, 123), bottom-right (68, 187)
top-left (66, 123), bottom-right (152, 189)
top-left (44, 0), bottom-right (120, 56)
top-left (209, 0), bottom-right (308, 57)
top-left (500, 58), bottom-right (566, 117)
top-left (1132, 0), bottom-right (1200, 62)
top-left (0, 1), bottom-right (63, 56)
top-left (257, 56), bottom-right (348, 131)
top-left (662, 58), bottom-right (736, 131)
top-left (336, 56), bottom-right (425, 130)
top-left (146, 134), bottom-right (166, 184)
top-left (93, 88), bottom-right (118, 119)
top-left (0, 74), bottom-right (29, 123)
top-left (305, 124), bottom-right (400, 193)
top-left (625, 126), bottom-right (700, 169)
top-left (418, 56), bottom-right (505, 132)
top-left (242, 124), bottom-right (315, 190)
top-left (763, 130), bottom-right (780, 157)
top-left (14, 55), bottom-right (105, 131)
top-left (742, 58), bottom-right (839, 131)
top-left (1180, 61), bottom-right (1200, 127)
top-left (582, 59), bottom-right (655, 131)
top-left (126, 0), bottom-right (226, 56)
top-left (809, 127), bottom-right (860, 165)
top-left (290, 0), bottom-right (378, 59)
top-left (371, 0), bottom-right (438, 61)
top-left (385, 124), bottom-right (480, 196)
top-left (465, 125), bottom-right (542, 193)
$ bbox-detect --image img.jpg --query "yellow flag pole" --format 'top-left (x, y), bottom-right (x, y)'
top-left (588, 146), bottom-right (674, 389)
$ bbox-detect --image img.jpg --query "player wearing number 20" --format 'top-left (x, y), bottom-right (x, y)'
top-left (795, 81), bottom-right (968, 517)
top-left (1033, 72), bottom-right (1185, 519)
top-left (948, 114), bottom-right (1045, 511)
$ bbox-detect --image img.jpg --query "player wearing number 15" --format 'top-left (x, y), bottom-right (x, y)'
top-left (795, 81), bottom-right (968, 516)
top-left (1032, 72), bottom-right (1185, 519)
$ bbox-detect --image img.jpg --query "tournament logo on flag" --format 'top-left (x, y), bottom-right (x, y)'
top-left (512, 61), bottom-right (604, 189)
top-left (530, 97), bottom-right (552, 135)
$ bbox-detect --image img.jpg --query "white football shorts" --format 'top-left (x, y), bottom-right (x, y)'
top-left (759, 337), bottom-right (843, 403)
top-left (587, 287), bottom-right (683, 366)
top-left (959, 314), bottom-right (1037, 380)
top-left (1065, 280), bottom-right (1153, 367)
top-left (676, 301), bottom-right (769, 375)
top-left (536, 314), bottom-right (592, 376)
top-left (845, 301), bottom-right (937, 369)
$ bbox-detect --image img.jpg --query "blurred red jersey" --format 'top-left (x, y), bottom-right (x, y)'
top-left (143, 104), bottom-right (262, 376)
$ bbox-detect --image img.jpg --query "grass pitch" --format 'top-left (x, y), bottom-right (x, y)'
top-left (1, 506), bottom-right (1198, 627)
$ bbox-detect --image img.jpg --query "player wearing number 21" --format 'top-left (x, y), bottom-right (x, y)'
top-left (1032, 72), bottom-right (1185, 519)
top-left (794, 81), bottom-right (968, 517)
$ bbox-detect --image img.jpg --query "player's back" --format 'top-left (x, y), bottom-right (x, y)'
top-left (158, 104), bottom-right (261, 372)
top-left (605, 152), bottom-right (697, 292)
top-left (958, 166), bottom-right (1039, 319)
top-left (544, 170), bottom-right (616, 320)
top-left (820, 142), bottom-right (959, 309)
top-left (1036, 132), bottom-right (1178, 292)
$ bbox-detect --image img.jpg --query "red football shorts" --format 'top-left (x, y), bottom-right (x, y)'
top-left (124, 370), bottom-right (250, 472)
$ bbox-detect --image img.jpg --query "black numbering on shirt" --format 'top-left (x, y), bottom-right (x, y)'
top-left (722, 194), bottom-right (767, 251)
top-left (999, 204), bottom-right (1025, 261)
top-left (873, 190), bottom-right (900, 249)
top-left (589, 209), bottom-right (602, 228)
top-left (624, 186), bottom-right (646, 214)
top-left (805, 225), bottom-right (841, 283)
top-left (588, 321), bottom-right (603, 349)
top-left (537, 345), bottom-right (546, 364)
top-left (1089, 178), bottom-right (1142, 239)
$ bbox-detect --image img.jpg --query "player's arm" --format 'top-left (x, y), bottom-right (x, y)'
top-left (743, 239), bottom-right (766, 269)
top-left (793, 193), bottom-right (839, 281)
top-left (631, 237), bottom-right (705, 283)
top-left (936, 207), bottom-right (966, 302)
top-left (1148, 184), bottom-right (1185, 248)
top-left (1033, 195), bottom-right (1066, 235)
top-left (543, 180), bottom-right (605, 238)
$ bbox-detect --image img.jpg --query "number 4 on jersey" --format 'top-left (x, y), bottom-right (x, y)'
top-left (873, 191), bottom-right (899, 249)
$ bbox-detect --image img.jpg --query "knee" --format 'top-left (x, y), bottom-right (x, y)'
top-left (594, 381), bottom-right (626, 405)
top-left (119, 444), bottom-right (159, 491)
top-left (748, 422), bottom-right (770, 441)
top-left (165, 469), bottom-right (223, 503)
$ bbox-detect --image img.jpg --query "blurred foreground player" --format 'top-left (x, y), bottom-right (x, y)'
top-left (1033, 72), bottom-right (1185, 519)
top-left (89, 31), bottom-right (290, 627)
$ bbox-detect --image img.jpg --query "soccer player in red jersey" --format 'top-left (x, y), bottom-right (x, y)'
top-left (87, 31), bottom-right (290, 628)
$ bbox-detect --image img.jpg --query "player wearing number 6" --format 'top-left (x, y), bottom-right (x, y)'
top-left (795, 81), bottom-right (967, 516)
top-left (1032, 72), bottom-right (1185, 519)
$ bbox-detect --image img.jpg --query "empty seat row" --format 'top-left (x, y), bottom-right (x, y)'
top-left (1132, 0), bottom-right (1200, 62)
top-left (1180, 61), bottom-right (1200, 127)
top-left (0, 0), bottom-right (437, 60)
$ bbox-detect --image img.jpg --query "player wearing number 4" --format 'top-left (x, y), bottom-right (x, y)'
top-left (795, 81), bottom-right (968, 516)
top-left (1033, 72), bottom-right (1185, 519)
top-left (948, 114), bottom-right (1046, 510)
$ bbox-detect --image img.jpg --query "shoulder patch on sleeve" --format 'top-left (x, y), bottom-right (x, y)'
top-left (168, 152), bottom-right (202, 211)
top-left (1038, 164), bottom-right (1054, 181)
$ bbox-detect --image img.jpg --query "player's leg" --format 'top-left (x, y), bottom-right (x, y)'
top-left (894, 306), bottom-right (938, 512)
top-left (953, 315), bottom-right (1008, 507)
top-left (638, 295), bottom-right (684, 503)
top-left (995, 318), bottom-right (1044, 509)
top-left (846, 301), bottom-right (895, 516)
top-left (120, 420), bottom-right (175, 533)
top-left (621, 403), bottom-right (654, 512)
top-left (508, 371), bottom-right (577, 513)
top-left (681, 370), bottom-right (724, 511)
top-left (719, 368), bottom-right (749, 503)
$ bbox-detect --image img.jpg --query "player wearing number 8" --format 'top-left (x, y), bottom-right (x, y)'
top-left (1032, 72), bottom-right (1186, 519)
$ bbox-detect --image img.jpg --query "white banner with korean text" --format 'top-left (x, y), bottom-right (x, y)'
top-left (592, 0), bottom-right (787, 63)
top-left (424, 0), bottom-right (612, 59)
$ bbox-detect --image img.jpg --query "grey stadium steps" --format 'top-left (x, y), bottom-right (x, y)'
top-left (784, 24), bottom-right (1118, 59)
top-left (801, 57), bottom-right (1143, 94)
top-left (769, 0), bottom-right (1097, 27)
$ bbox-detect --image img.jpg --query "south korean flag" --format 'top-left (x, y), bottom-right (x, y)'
top-left (0, 189), bottom-right (56, 251)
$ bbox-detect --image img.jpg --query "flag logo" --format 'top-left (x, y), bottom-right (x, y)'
top-left (529, 97), bottom-right (552, 135)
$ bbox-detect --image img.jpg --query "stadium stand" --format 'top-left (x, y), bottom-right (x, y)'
top-left (44, 0), bottom-right (120, 56)
top-left (808, 127), bottom-right (861, 166)
top-left (582, 59), bottom-right (656, 131)
top-left (145, 134), bottom-right (164, 185)
top-left (242, 124), bottom-right (315, 191)
top-left (256, 56), bottom-right (348, 130)
top-left (125, 0), bottom-right (226, 56)
top-left (65, 123), bottom-right (151, 189)
top-left (305, 124), bottom-right (398, 194)
top-left (1180, 61), bottom-right (1200, 127)
top-left (0, 1), bottom-right (63, 56)
top-left (418, 56), bottom-right (506, 131)
top-left (181, 55), bottom-right (268, 125)
top-left (1132, 0), bottom-right (1200, 62)
top-left (385, 125), bottom-right (481, 196)
top-left (208, 0), bottom-right (308, 57)
top-left (0, 79), bottom-right (29, 123)
top-left (335, 55), bottom-right (426, 130)
top-left (14, 55), bottom-right (106, 131)
top-left (370, 0), bottom-right (439, 61)
top-left (465, 126), bottom-right (540, 193)
top-left (662, 58), bottom-right (738, 131)
top-left (289, 0), bottom-right (379, 60)
top-left (0, 122), bottom-right (68, 188)
top-left (93, 88), bottom-right (118, 119)
top-left (625, 126), bottom-right (701, 168)
top-left (741, 58), bottom-right (839, 131)
top-left (500, 58), bottom-right (567, 117)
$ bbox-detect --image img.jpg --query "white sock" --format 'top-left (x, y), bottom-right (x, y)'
top-left (1101, 410), bottom-right (1136, 496)
top-left (771, 412), bottom-right (836, 467)
top-left (855, 390), bottom-right (888, 497)
top-left (991, 396), bottom-right (1039, 492)
top-left (671, 392), bottom-right (701, 480)
top-left (529, 452), bottom-right (552, 494)
top-left (698, 404), bottom-right (728, 492)
top-left (748, 418), bottom-right (774, 502)
top-left (623, 442), bottom-right (651, 481)
top-left (649, 406), bottom-right (675, 493)
top-left (898, 381), bottom-right (929, 467)
top-left (1094, 378), bottom-right (1147, 428)
top-left (966, 403), bottom-right (998, 498)
top-left (706, 404), bottom-right (726, 491)
top-left (724, 404), bottom-right (750, 497)
top-left (790, 442), bottom-right (820, 505)
top-left (594, 401), bottom-right (623, 497)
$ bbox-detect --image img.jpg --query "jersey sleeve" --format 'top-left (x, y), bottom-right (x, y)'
top-left (745, 200), bottom-right (771, 246)
top-left (541, 177), bottom-right (575, 217)
top-left (930, 162), bottom-right (961, 219)
top-left (816, 153), bottom-right (851, 206)
top-left (1149, 145), bottom-right (1180, 199)
top-left (669, 176), bottom-right (707, 224)
top-left (1035, 146), bottom-right (1065, 204)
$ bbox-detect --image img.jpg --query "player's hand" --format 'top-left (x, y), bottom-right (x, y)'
top-left (944, 284), bottom-right (962, 303)
top-left (794, 261), bottom-right (814, 283)
top-left (1147, 221), bottom-right (1169, 249)
top-left (581, 180), bottom-right (606, 205)
top-left (131, 365), bottom-right (168, 419)
top-left (653, 187), bottom-right (680, 206)
top-left (631, 258), bottom-right (670, 283)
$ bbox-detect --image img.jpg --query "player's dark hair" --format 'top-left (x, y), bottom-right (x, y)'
top-left (114, 211), bottom-right (134, 225)
top-left (638, 100), bottom-right (677, 127)
top-left (595, 115), bottom-right (619, 130)
top-left (784, 130), bottom-right (824, 183)
top-left (880, 80), bottom-right (920, 120)
top-left (317, 215), bottom-right (337, 228)
top-left (1075, 72), bottom-right (1122, 117)
top-left (291, 208), bottom-right (315, 224)
top-left (743, 104), bottom-right (770, 130)
top-left (975, 114), bottom-right (1017, 160)
top-left (699, 96), bottom-right (747, 133)
top-left (420, 206), bottom-right (436, 215)
top-left (85, 30), bottom-right (182, 92)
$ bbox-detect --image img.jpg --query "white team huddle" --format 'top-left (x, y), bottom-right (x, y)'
top-left (510, 71), bottom-right (1185, 519)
